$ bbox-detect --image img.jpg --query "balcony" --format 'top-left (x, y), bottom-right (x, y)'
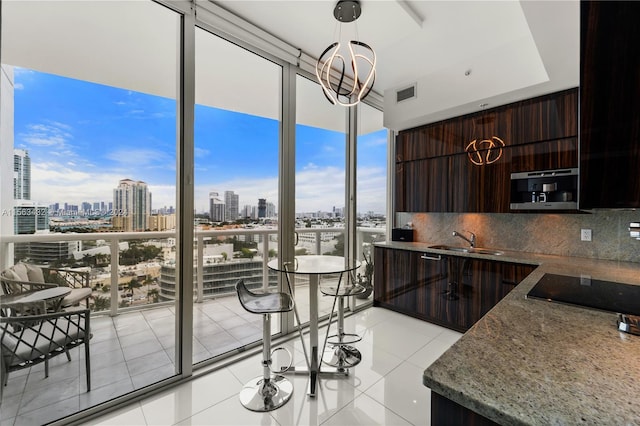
top-left (0, 226), bottom-right (384, 424)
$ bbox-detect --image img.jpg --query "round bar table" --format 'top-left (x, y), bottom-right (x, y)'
top-left (267, 255), bottom-right (360, 396)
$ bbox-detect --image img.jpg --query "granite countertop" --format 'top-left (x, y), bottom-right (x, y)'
top-left (375, 242), bottom-right (640, 425)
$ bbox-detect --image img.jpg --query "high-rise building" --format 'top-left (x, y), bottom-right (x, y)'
top-left (241, 204), bottom-right (253, 219)
top-left (209, 191), bottom-right (225, 222)
top-left (13, 204), bottom-right (48, 234)
top-left (13, 148), bottom-right (48, 234)
top-left (224, 190), bottom-right (239, 222)
top-left (13, 149), bottom-right (30, 200)
top-left (112, 179), bottom-right (152, 231)
top-left (258, 198), bottom-right (266, 218)
top-left (266, 202), bottom-right (276, 218)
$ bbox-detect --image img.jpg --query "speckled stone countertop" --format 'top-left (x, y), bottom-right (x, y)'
top-left (375, 242), bottom-right (640, 425)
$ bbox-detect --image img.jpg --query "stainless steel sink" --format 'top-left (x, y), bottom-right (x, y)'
top-left (428, 244), bottom-right (470, 253)
top-left (428, 245), bottom-right (503, 256)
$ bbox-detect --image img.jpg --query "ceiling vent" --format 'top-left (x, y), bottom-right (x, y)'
top-left (396, 84), bottom-right (416, 103)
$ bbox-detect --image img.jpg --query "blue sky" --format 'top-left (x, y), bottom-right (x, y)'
top-left (13, 67), bottom-right (387, 214)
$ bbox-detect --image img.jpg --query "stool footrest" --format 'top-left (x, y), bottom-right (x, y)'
top-left (327, 332), bottom-right (362, 346)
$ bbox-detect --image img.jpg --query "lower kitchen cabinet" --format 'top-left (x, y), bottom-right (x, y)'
top-left (374, 246), bottom-right (536, 332)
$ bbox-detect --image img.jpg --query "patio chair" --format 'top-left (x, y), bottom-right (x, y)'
top-left (0, 306), bottom-right (91, 400)
top-left (1, 263), bottom-right (92, 309)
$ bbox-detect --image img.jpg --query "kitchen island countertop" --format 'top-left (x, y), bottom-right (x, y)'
top-left (375, 242), bottom-right (640, 425)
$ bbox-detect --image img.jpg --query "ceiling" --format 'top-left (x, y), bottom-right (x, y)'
top-left (215, 0), bottom-right (580, 130)
top-left (1, 0), bottom-right (579, 132)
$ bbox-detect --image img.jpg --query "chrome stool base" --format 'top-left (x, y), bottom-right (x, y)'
top-left (239, 375), bottom-right (293, 412)
top-left (322, 344), bottom-right (362, 369)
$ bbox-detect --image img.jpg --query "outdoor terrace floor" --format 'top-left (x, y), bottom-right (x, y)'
top-left (1, 285), bottom-right (343, 425)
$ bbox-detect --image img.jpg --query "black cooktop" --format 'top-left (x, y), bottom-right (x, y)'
top-left (526, 273), bottom-right (640, 315)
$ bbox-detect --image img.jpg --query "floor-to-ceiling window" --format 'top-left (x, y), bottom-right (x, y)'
top-left (294, 74), bottom-right (347, 323)
top-left (0, 1), bottom-right (388, 423)
top-left (0, 1), bottom-right (180, 423)
top-left (355, 103), bottom-right (387, 308)
top-left (192, 27), bottom-right (283, 365)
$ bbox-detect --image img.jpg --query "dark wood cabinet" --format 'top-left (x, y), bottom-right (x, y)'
top-left (450, 154), bottom-right (511, 213)
top-left (374, 246), bottom-right (536, 332)
top-left (580, 1), bottom-right (640, 209)
top-left (395, 89), bottom-right (578, 213)
top-left (463, 259), bottom-right (535, 328)
top-left (373, 247), bottom-right (419, 314)
top-left (432, 392), bottom-right (499, 426)
top-left (396, 157), bottom-right (450, 212)
top-left (510, 138), bottom-right (578, 172)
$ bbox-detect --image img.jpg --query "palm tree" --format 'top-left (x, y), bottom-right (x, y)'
top-left (147, 288), bottom-right (160, 303)
top-left (91, 295), bottom-right (111, 312)
top-left (125, 278), bottom-right (142, 294)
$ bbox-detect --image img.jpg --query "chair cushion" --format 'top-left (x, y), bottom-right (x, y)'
top-left (11, 263), bottom-right (29, 282)
top-left (62, 288), bottom-right (92, 307)
top-left (25, 264), bottom-right (45, 283)
top-left (1, 269), bottom-right (22, 294)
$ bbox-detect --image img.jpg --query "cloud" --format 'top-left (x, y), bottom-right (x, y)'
top-left (105, 148), bottom-right (171, 167)
top-left (30, 161), bottom-right (177, 209)
top-left (363, 134), bottom-right (387, 147)
top-left (14, 83), bottom-right (24, 90)
top-left (31, 162), bottom-right (119, 205)
top-left (19, 121), bottom-right (73, 149)
top-left (192, 162), bottom-right (387, 215)
top-left (30, 164), bottom-right (385, 215)
top-left (147, 184), bottom-right (176, 210)
top-left (194, 147), bottom-right (210, 158)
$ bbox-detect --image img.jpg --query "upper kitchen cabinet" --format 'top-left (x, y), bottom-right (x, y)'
top-left (395, 89), bottom-right (578, 213)
top-left (580, 1), bottom-right (640, 209)
top-left (396, 120), bottom-right (463, 162)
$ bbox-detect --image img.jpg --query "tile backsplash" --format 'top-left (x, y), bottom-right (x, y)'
top-left (396, 211), bottom-right (640, 263)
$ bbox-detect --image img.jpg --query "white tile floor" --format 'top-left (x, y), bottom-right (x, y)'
top-left (85, 307), bottom-right (462, 426)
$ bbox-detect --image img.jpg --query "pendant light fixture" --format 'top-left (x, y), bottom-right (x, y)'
top-left (315, 0), bottom-right (376, 107)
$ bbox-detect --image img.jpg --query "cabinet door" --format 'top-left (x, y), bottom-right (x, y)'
top-left (580, 1), bottom-right (640, 208)
top-left (450, 154), bottom-right (511, 213)
top-left (510, 138), bottom-right (578, 173)
top-left (373, 247), bottom-right (417, 313)
top-left (462, 259), bottom-right (536, 329)
top-left (401, 157), bottom-right (449, 212)
top-left (415, 253), bottom-right (455, 327)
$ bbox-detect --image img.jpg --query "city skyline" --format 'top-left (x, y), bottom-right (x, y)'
top-left (12, 67), bottom-right (387, 215)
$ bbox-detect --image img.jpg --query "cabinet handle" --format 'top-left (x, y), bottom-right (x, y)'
top-left (420, 254), bottom-right (443, 261)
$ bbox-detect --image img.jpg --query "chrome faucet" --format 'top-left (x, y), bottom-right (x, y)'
top-left (452, 230), bottom-right (476, 248)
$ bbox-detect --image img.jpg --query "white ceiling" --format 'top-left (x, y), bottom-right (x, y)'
top-left (1, 0), bottom-right (579, 131)
top-left (215, 0), bottom-right (579, 129)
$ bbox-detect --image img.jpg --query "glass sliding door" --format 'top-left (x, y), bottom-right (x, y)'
top-left (294, 74), bottom-right (347, 323)
top-left (193, 27), bottom-right (282, 364)
top-left (0, 0), bottom-right (180, 423)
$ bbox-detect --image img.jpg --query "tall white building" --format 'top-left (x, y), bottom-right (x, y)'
top-left (113, 179), bottom-right (152, 231)
top-left (209, 191), bottom-right (225, 222)
top-left (266, 202), bottom-right (276, 218)
top-left (224, 190), bottom-right (239, 222)
top-left (13, 149), bottom-right (30, 200)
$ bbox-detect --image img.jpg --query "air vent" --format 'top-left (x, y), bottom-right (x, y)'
top-left (396, 84), bottom-right (416, 103)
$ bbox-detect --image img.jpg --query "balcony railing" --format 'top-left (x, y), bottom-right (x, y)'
top-left (0, 226), bottom-right (385, 316)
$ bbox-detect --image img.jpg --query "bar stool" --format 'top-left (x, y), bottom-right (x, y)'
top-left (235, 279), bottom-right (294, 412)
top-left (320, 272), bottom-right (366, 370)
